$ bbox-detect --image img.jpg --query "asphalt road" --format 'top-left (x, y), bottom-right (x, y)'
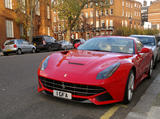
top-left (0, 52), bottom-right (160, 119)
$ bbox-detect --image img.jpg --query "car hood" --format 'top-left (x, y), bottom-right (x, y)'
top-left (40, 50), bottom-right (133, 84)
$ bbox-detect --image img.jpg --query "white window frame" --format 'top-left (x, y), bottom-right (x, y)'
top-left (47, 6), bottom-right (50, 19)
top-left (110, 20), bottom-right (113, 27)
top-left (90, 11), bottom-right (93, 18)
top-left (110, 0), bottom-right (114, 5)
top-left (85, 12), bottom-right (88, 18)
top-left (5, 0), bottom-right (12, 9)
top-left (35, 0), bottom-right (40, 16)
top-left (6, 20), bottom-right (14, 38)
top-left (48, 27), bottom-right (50, 36)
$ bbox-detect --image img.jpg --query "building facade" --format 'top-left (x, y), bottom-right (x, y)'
top-left (148, 0), bottom-right (160, 30)
top-left (0, 0), bottom-right (52, 47)
top-left (52, 0), bottom-right (142, 40)
top-left (141, 0), bottom-right (149, 25)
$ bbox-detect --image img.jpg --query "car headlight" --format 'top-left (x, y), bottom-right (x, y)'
top-left (96, 62), bottom-right (120, 80)
top-left (41, 56), bottom-right (50, 71)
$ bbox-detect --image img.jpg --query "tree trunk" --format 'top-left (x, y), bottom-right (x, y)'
top-left (66, 28), bottom-right (71, 42)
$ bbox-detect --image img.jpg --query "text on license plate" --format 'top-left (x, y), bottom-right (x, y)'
top-left (53, 90), bottom-right (72, 99)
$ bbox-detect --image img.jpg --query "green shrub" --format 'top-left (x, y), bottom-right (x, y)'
top-left (113, 26), bottom-right (159, 36)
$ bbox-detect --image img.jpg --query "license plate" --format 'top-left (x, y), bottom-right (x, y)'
top-left (53, 90), bottom-right (72, 100)
top-left (6, 49), bottom-right (12, 52)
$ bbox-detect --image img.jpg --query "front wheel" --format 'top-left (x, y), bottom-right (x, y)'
top-left (17, 49), bottom-right (22, 55)
top-left (123, 70), bottom-right (135, 104)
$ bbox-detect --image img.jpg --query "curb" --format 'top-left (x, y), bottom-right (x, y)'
top-left (125, 74), bottom-right (160, 119)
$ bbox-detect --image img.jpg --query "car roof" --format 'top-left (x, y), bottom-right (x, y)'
top-left (93, 36), bottom-right (137, 40)
top-left (130, 35), bottom-right (155, 38)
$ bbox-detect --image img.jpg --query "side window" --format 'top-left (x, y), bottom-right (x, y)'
top-left (44, 36), bottom-right (51, 43)
top-left (136, 41), bottom-right (143, 52)
top-left (17, 40), bottom-right (23, 44)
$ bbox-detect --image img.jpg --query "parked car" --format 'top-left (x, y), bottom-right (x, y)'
top-left (72, 38), bottom-right (85, 48)
top-left (37, 36), bottom-right (153, 105)
top-left (32, 35), bottom-right (61, 52)
top-left (2, 39), bottom-right (36, 56)
top-left (130, 35), bottom-right (160, 68)
top-left (57, 40), bottom-right (73, 50)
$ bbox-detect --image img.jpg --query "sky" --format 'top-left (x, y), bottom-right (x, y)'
top-left (136, 0), bottom-right (156, 6)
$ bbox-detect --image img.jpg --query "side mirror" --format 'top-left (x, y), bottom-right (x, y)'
top-left (74, 42), bottom-right (80, 49)
top-left (139, 47), bottom-right (150, 53)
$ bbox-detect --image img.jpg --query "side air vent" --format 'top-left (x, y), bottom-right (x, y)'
top-left (68, 62), bottom-right (84, 65)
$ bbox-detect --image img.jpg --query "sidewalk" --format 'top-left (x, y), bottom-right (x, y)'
top-left (125, 74), bottom-right (160, 119)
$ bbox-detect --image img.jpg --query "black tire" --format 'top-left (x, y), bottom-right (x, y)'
top-left (17, 49), bottom-right (22, 55)
top-left (123, 70), bottom-right (135, 104)
top-left (32, 48), bottom-right (36, 53)
top-left (148, 58), bottom-right (154, 78)
top-left (48, 46), bottom-right (52, 52)
top-left (153, 56), bottom-right (157, 69)
top-left (3, 52), bottom-right (8, 56)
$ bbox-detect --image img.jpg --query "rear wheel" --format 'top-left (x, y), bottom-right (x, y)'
top-left (123, 70), bottom-right (135, 104)
top-left (32, 48), bottom-right (36, 53)
top-left (17, 49), bottom-right (22, 55)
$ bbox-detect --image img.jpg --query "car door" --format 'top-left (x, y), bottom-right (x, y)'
top-left (135, 41), bottom-right (147, 82)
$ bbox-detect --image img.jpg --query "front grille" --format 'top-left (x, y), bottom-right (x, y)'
top-left (39, 76), bottom-right (105, 96)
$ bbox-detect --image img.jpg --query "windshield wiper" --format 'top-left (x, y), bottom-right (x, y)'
top-left (87, 49), bottom-right (111, 52)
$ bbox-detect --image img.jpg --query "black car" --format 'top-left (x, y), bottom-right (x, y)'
top-left (32, 36), bottom-right (61, 52)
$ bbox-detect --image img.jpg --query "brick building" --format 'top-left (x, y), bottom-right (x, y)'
top-left (0, 0), bottom-right (52, 48)
top-left (148, 0), bottom-right (160, 30)
top-left (52, 0), bottom-right (142, 40)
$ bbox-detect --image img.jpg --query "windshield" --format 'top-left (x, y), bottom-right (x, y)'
top-left (78, 37), bottom-right (134, 54)
top-left (132, 36), bottom-right (155, 46)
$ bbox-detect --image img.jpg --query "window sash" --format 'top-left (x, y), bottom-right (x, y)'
top-left (6, 20), bottom-right (14, 38)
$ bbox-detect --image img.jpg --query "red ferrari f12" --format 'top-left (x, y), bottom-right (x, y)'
top-left (37, 36), bottom-right (153, 105)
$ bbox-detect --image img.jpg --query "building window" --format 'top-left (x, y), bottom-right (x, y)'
top-left (35, 0), bottom-right (40, 15)
top-left (85, 12), bottom-right (88, 18)
top-left (122, 20), bottom-right (124, 26)
top-left (96, 21), bottom-right (99, 28)
top-left (6, 20), bottom-right (14, 38)
top-left (125, 20), bottom-right (128, 27)
top-left (110, 20), bottom-right (113, 27)
top-left (54, 17), bottom-right (56, 22)
top-left (96, 10), bottom-right (99, 17)
top-left (90, 11), bottom-right (93, 18)
top-left (105, 10), bottom-right (108, 16)
top-left (5, 0), bottom-right (12, 9)
top-left (106, 20), bottom-right (108, 28)
top-left (90, 2), bottom-right (93, 8)
top-left (101, 20), bottom-right (105, 27)
top-left (110, 9), bottom-right (113, 15)
top-left (48, 27), bottom-right (50, 36)
top-left (122, 0), bottom-right (124, 6)
top-left (47, 6), bottom-right (50, 19)
top-left (101, 10), bottom-right (104, 16)
top-left (110, 0), bottom-right (114, 5)
top-left (122, 9), bottom-right (124, 16)
top-left (20, 24), bottom-right (24, 37)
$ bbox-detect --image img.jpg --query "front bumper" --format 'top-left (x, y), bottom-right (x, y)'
top-left (37, 76), bottom-right (122, 105)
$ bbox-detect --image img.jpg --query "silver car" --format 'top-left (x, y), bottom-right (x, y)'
top-left (58, 40), bottom-right (73, 50)
top-left (2, 39), bottom-right (36, 56)
top-left (130, 35), bottom-right (160, 68)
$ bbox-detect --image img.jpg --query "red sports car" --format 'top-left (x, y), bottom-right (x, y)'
top-left (37, 36), bottom-right (153, 105)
